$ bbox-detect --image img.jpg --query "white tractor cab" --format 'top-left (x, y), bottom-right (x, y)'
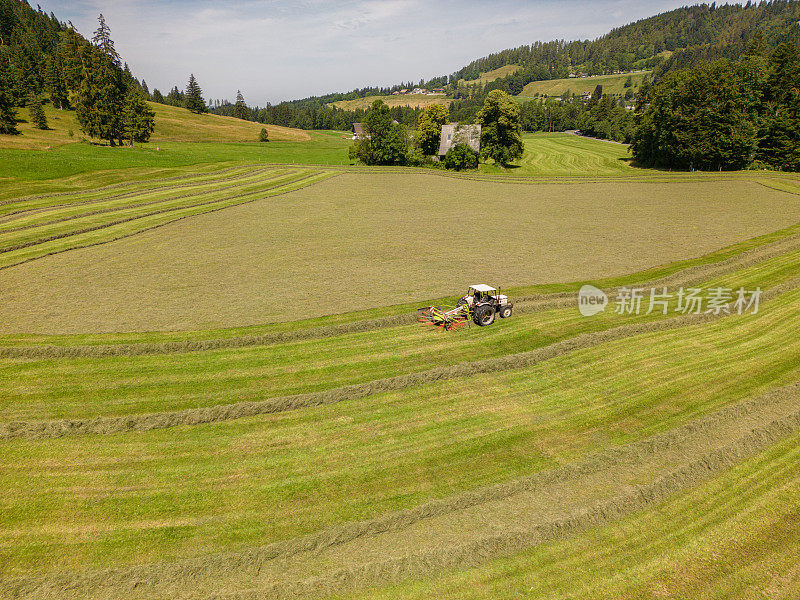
top-left (457, 284), bottom-right (513, 326)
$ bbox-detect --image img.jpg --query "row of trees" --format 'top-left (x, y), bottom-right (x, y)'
top-left (632, 43), bottom-right (800, 170)
top-left (349, 90), bottom-right (523, 170)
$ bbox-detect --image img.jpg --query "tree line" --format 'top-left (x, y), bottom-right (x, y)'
top-left (632, 42), bottom-right (800, 171)
top-left (349, 90), bottom-right (524, 171)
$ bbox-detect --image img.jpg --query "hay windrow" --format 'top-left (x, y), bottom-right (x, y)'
top-left (4, 382), bottom-right (799, 600)
top-left (0, 165), bottom-right (250, 207)
top-left (0, 167), bottom-right (283, 230)
top-left (0, 170), bottom-right (320, 255)
top-left (2, 278), bottom-right (797, 441)
top-left (0, 171), bottom-right (337, 272)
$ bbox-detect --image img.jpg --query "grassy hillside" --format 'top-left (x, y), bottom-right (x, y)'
top-left (0, 101), bottom-right (309, 150)
top-left (330, 93), bottom-right (449, 111)
top-left (0, 131), bottom-right (352, 200)
top-left (519, 71), bottom-right (649, 98)
top-left (459, 64), bottom-right (521, 85)
top-left (150, 103), bottom-right (309, 143)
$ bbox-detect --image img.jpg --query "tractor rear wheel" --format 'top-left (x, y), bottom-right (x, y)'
top-left (499, 305), bottom-right (512, 318)
top-left (473, 304), bottom-right (495, 326)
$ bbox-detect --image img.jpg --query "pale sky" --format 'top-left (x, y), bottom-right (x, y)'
top-left (41, 1), bottom-right (708, 105)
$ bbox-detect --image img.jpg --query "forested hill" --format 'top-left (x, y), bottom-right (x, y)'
top-left (230, 1), bottom-right (799, 131)
top-left (454, 1), bottom-right (800, 83)
top-left (0, 0), bottom-right (145, 106)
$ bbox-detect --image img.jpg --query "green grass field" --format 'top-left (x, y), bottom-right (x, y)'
top-left (459, 64), bottom-right (522, 85)
top-left (482, 132), bottom-right (634, 175)
top-left (519, 70), bottom-right (650, 98)
top-left (1, 132), bottom-right (799, 599)
top-left (3, 171), bottom-right (799, 333)
top-left (330, 93), bottom-right (450, 111)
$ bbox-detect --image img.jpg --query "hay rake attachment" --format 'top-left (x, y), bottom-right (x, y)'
top-left (417, 304), bottom-right (470, 331)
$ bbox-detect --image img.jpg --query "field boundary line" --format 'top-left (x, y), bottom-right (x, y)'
top-left (2, 276), bottom-right (797, 440)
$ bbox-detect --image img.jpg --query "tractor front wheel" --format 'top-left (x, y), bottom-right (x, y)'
top-left (473, 305), bottom-right (496, 326)
top-left (499, 305), bottom-right (512, 318)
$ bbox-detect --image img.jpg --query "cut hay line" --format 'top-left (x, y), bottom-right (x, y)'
top-left (4, 229), bottom-right (799, 360)
top-left (2, 277), bottom-right (796, 441)
top-left (239, 406), bottom-right (800, 600)
top-left (0, 168), bottom-right (287, 233)
top-left (4, 382), bottom-right (799, 600)
top-left (0, 164), bottom-right (248, 207)
top-left (0, 166), bottom-right (259, 219)
top-left (0, 170), bottom-right (314, 253)
top-left (0, 171), bottom-right (338, 270)
top-left (0, 166), bottom-right (281, 224)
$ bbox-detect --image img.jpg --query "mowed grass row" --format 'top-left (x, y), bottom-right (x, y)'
top-left (340, 431), bottom-right (800, 600)
top-left (0, 164), bottom-right (262, 217)
top-left (0, 167), bottom-right (291, 231)
top-left (0, 168), bottom-right (337, 268)
top-left (2, 284), bottom-right (800, 577)
top-left (3, 239), bottom-right (798, 424)
top-left (479, 132), bottom-right (635, 177)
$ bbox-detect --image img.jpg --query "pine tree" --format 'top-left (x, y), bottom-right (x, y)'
top-left (92, 14), bottom-right (120, 64)
top-left (233, 90), bottom-right (248, 120)
top-left (166, 86), bottom-right (183, 106)
top-left (28, 95), bottom-right (48, 129)
top-left (75, 44), bottom-right (126, 145)
top-left (152, 88), bottom-right (164, 104)
top-left (122, 89), bottom-right (155, 145)
top-left (259, 127), bottom-right (269, 142)
top-left (184, 74), bottom-right (206, 114)
top-left (45, 57), bottom-right (69, 109)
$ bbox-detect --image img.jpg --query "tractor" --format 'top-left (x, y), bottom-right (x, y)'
top-left (457, 284), bottom-right (513, 326)
top-left (418, 284), bottom-right (513, 330)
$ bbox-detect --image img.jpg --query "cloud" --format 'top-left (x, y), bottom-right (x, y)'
top-left (41, 0), bottom-right (715, 104)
